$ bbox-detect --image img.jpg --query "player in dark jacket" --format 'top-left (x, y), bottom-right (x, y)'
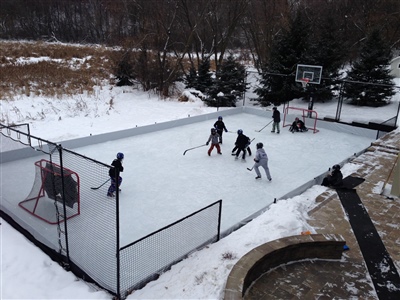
top-left (107, 152), bottom-right (124, 197)
top-left (289, 117), bottom-right (308, 132)
top-left (214, 116), bottom-right (228, 144)
top-left (271, 107), bottom-right (281, 134)
top-left (321, 164), bottom-right (343, 187)
top-left (231, 143), bottom-right (252, 157)
top-left (234, 129), bottom-right (251, 160)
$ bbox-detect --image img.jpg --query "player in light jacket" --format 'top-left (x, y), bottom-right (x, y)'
top-left (206, 128), bottom-right (222, 156)
top-left (252, 142), bottom-right (272, 181)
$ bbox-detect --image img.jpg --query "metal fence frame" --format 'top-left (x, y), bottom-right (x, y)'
top-left (0, 123), bottom-right (223, 299)
top-left (0, 104), bottom-right (394, 298)
top-left (118, 200), bottom-right (222, 297)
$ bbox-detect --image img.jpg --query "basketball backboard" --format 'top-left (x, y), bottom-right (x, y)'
top-left (295, 64), bottom-right (323, 84)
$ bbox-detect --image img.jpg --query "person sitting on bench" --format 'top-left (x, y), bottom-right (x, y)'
top-left (321, 164), bottom-right (343, 188)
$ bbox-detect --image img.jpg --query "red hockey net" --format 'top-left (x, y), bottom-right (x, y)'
top-left (282, 106), bottom-right (319, 133)
top-left (19, 159), bottom-right (80, 224)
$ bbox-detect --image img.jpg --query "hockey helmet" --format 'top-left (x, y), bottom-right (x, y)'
top-left (218, 116), bottom-right (223, 120)
top-left (117, 152), bottom-right (124, 160)
top-left (332, 164), bottom-right (340, 171)
top-left (211, 128), bottom-right (216, 133)
top-left (295, 117), bottom-right (299, 121)
top-left (237, 129), bottom-right (243, 134)
top-left (256, 142), bottom-right (263, 149)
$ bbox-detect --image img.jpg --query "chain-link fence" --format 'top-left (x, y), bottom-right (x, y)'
top-left (246, 72), bottom-right (399, 136)
top-left (0, 123), bottom-right (222, 299)
top-left (119, 200), bottom-right (221, 296)
top-left (0, 123), bottom-right (31, 151)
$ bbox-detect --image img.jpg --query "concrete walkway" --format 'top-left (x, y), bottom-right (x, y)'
top-left (245, 130), bottom-right (400, 299)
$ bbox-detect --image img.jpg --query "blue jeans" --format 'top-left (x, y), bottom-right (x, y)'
top-left (108, 176), bottom-right (122, 194)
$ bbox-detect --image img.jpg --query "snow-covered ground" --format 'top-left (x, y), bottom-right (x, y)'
top-left (1, 77), bottom-right (400, 299)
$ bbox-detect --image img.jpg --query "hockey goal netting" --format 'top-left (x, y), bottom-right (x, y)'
top-left (282, 106), bottom-right (319, 133)
top-left (19, 159), bottom-right (80, 224)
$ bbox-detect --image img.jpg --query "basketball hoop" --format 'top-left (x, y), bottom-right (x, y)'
top-left (300, 78), bottom-right (310, 89)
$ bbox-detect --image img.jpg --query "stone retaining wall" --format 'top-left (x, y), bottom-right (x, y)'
top-left (223, 234), bottom-right (346, 300)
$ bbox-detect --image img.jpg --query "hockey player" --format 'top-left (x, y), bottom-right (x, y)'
top-left (206, 128), bottom-right (222, 156)
top-left (213, 116), bottom-right (228, 144)
top-left (290, 117), bottom-right (308, 133)
top-left (231, 143), bottom-right (252, 157)
top-left (253, 142), bottom-right (272, 181)
top-left (234, 129), bottom-right (251, 160)
top-left (107, 152), bottom-right (124, 197)
top-left (321, 164), bottom-right (343, 188)
top-left (271, 107), bottom-right (281, 133)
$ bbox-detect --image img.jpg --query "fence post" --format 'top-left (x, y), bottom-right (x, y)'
top-left (336, 81), bottom-right (345, 121)
top-left (395, 101), bottom-right (400, 128)
top-left (115, 168), bottom-right (121, 299)
top-left (58, 145), bottom-right (71, 269)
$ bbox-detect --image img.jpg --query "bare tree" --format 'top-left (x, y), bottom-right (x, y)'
top-left (204, 0), bottom-right (251, 69)
top-left (242, 0), bottom-right (290, 69)
top-left (1, 0), bottom-right (399, 80)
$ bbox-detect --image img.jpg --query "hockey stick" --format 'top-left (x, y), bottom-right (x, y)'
top-left (183, 144), bottom-right (207, 155)
top-left (91, 178), bottom-right (110, 190)
top-left (255, 120), bottom-right (273, 132)
top-left (247, 167), bottom-right (253, 171)
top-left (380, 154), bottom-right (399, 195)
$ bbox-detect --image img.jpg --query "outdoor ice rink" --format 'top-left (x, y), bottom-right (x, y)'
top-left (1, 111), bottom-right (377, 246)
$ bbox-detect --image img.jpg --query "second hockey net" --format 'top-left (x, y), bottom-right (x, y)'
top-left (282, 107), bottom-right (319, 133)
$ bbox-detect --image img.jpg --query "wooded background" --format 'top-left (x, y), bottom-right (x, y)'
top-left (1, 0), bottom-right (399, 66)
top-left (1, 0), bottom-right (399, 105)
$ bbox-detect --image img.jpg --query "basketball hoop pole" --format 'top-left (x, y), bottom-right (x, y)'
top-left (300, 78), bottom-right (314, 118)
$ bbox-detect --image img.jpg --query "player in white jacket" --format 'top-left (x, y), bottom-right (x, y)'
top-left (253, 142), bottom-right (272, 180)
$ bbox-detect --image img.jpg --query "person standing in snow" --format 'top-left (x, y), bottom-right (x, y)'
top-left (214, 116), bottom-right (228, 144)
top-left (107, 152), bottom-right (124, 197)
top-left (271, 107), bottom-right (281, 134)
top-left (206, 128), bottom-right (222, 156)
top-left (233, 129), bottom-right (251, 160)
top-left (252, 142), bottom-right (272, 181)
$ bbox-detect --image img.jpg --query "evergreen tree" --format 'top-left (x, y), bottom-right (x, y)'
top-left (196, 59), bottom-right (213, 93)
top-left (254, 9), bottom-right (311, 107)
top-left (343, 29), bottom-right (395, 106)
top-left (114, 51), bottom-right (135, 86)
top-left (184, 65), bottom-right (197, 89)
top-left (309, 15), bottom-right (346, 102)
top-left (204, 56), bottom-right (247, 107)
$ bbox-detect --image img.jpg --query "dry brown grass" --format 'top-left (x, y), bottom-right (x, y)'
top-left (0, 40), bottom-right (232, 101)
top-left (0, 41), bottom-right (116, 100)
